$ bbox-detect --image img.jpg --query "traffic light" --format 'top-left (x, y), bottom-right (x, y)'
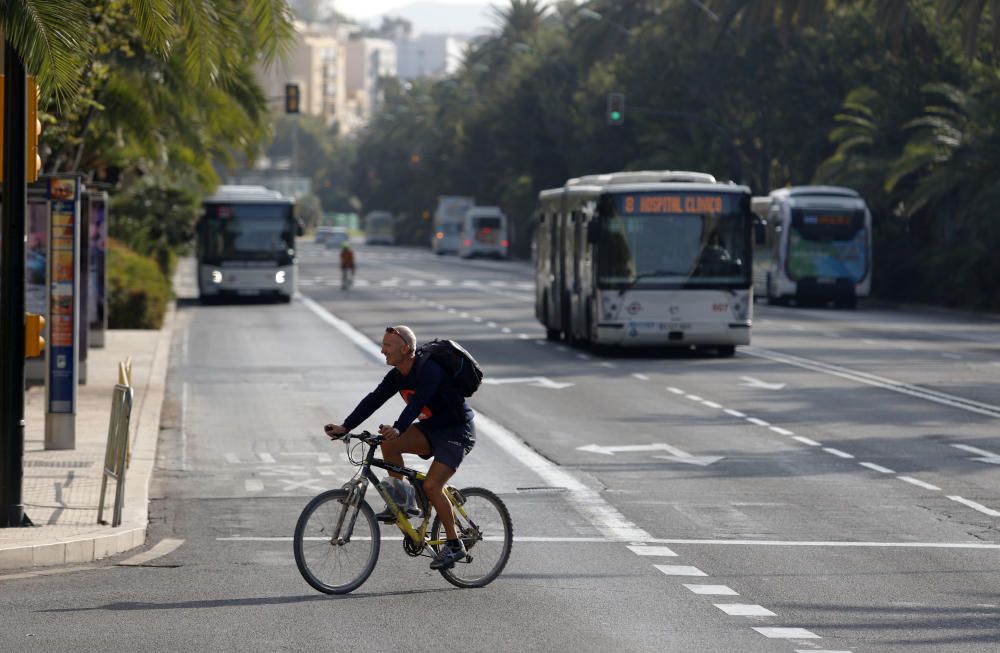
top-left (607, 92), bottom-right (625, 126)
top-left (27, 76), bottom-right (41, 182)
top-left (25, 313), bottom-right (45, 358)
top-left (285, 83), bottom-right (300, 114)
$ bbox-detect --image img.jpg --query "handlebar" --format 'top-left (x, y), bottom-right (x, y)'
top-left (329, 430), bottom-right (383, 446)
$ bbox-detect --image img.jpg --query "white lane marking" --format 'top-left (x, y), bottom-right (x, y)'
top-left (724, 409), bottom-right (746, 418)
top-left (459, 312), bottom-right (469, 318)
top-left (951, 443), bottom-right (996, 456)
top-left (488, 321), bottom-right (498, 328)
top-left (519, 334), bottom-right (531, 340)
top-left (118, 539), bottom-right (185, 566)
top-left (824, 447), bottom-right (854, 459)
top-left (745, 347), bottom-right (1000, 418)
top-left (702, 400), bottom-right (722, 409)
top-left (770, 426), bottom-right (794, 436)
top-left (257, 452), bottom-right (276, 463)
top-left (898, 476), bottom-right (941, 491)
top-left (224, 453), bottom-right (240, 464)
top-left (473, 316), bottom-right (483, 323)
top-left (951, 443), bottom-right (1000, 465)
top-left (859, 462), bottom-right (895, 474)
top-left (576, 353), bottom-right (590, 360)
top-left (281, 452), bottom-right (333, 463)
top-left (684, 584), bottom-right (739, 595)
top-left (556, 346), bottom-right (567, 352)
top-left (245, 479), bottom-right (264, 492)
top-left (217, 536), bottom-right (1000, 549)
top-left (685, 394), bottom-right (703, 401)
top-left (180, 382), bottom-right (190, 471)
top-left (793, 436), bottom-right (822, 447)
top-left (655, 565), bottom-right (707, 576)
top-left (218, 536), bottom-right (619, 543)
top-left (626, 545), bottom-right (677, 557)
top-left (715, 604), bottom-right (776, 617)
top-left (753, 627), bottom-right (819, 639)
top-left (739, 376), bottom-right (786, 390)
top-left (667, 387), bottom-right (685, 395)
top-left (948, 496), bottom-right (1000, 517)
top-left (746, 417), bottom-right (771, 426)
top-left (501, 327), bottom-right (512, 334)
top-left (632, 373), bottom-right (650, 381)
top-left (598, 361), bottom-right (616, 368)
top-left (941, 352), bottom-right (962, 360)
top-left (796, 650), bottom-right (853, 653)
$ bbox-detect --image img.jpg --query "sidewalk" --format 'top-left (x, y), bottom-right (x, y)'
top-left (0, 304), bottom-right (173, 570)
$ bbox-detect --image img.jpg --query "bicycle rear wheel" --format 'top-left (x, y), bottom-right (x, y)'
top-left (431, 487), bottom-right (513, 588)
top-left (293, 489), bottom-right (380, 594)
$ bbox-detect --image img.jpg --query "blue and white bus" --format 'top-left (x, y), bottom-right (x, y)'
top-left (196, 185), bottom-right (301, 303)
top-left (752, 186), bottom-right (872, 308)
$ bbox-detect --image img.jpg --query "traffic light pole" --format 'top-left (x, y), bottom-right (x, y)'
top-left (0, 41), bottom-right (31, 528)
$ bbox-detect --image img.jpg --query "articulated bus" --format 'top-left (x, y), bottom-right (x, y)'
top-left (196, 185), bottom-right (301, 303)
top-left (364, 210), bottom-right (395, 245)
top-left (535, 171), bottom-right (760, 355)
top-left (752, 186), bottom-right (872, 308)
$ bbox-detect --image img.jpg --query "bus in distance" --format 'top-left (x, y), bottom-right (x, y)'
top-left (196, 185), bottom-right (301, 303)
top-left (459, 206), bottom-right (509, 258)
top-left (535, 170), bottom-right (761, 356)
top-left (752, 186), bottom-right (872, 308)
top-left (364, 211), bottom-right (395, 245)
top-left (432, 195), bottom-right (474, 255)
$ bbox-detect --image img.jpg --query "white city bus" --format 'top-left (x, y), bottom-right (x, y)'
top-left (535, 171), bottom-right (761, 355)
top-left (364, 210), bottom-right (395, 245)
top-left (432, 195), bottom-right (474, 255)
top-left (459, 206), bottom-right (508, 258)
top-left (196, 185), bottom-right (301, 303)
top-left (752, 186), bottom-right (872, 308)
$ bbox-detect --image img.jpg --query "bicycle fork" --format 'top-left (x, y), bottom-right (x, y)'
top-left (331, 477), bottom-right (369, 544)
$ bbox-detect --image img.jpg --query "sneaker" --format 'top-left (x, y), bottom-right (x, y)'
top-left (430, 540), bottom-right (467, 570)
top-left (375, 507), bottom-right (397, 523)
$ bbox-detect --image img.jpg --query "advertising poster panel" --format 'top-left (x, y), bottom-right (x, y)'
top-left (25, 198), bottom-right (49, 383)
top-left (46, 177), bottom-right (80, 426)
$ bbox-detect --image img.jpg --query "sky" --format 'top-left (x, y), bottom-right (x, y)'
top-left (332, 0), bottom-right (490, 22)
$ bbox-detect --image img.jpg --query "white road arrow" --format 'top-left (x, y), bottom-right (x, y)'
top-left (740, 376), bottom-right (786, 390)
top-left (951, 444), bottom-right (1000, 465)
top-left (577, 442), bottom-right (723, 466)
top-left (482, 376), bottom-right (575, 389)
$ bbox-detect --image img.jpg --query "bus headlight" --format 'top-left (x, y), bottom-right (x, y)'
top-left (275, 270), bottom-right (286, 284)
top-left (211, 270), bottom-right (223, 284)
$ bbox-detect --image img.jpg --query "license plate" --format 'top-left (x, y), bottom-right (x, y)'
top-left (817, 277), bottom-right (835, 284)
top-left (237, 289), bottom-right (260, 296)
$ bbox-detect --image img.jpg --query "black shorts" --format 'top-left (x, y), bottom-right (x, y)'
top-left (414, 420), bottom-right (475, 471)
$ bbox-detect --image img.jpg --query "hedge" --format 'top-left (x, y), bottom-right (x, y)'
top-left (107, 237), bottom-right (171, 329)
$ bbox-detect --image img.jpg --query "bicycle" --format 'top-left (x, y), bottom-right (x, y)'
top-left (293, 430), bottom-right (513, 595)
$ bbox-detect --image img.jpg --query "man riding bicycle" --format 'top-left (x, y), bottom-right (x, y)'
top-left (325, 325), bottom-right (476, 570)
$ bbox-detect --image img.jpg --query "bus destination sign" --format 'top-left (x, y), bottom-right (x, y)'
top-left (618, 193), bottom-right (732, 215)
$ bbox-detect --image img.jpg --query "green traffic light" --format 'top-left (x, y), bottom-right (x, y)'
top-left (610, 111), bottom-right (621, 121)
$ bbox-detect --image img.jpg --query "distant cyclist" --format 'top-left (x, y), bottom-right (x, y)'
top-left (339, 242), bottom-right (355, 290)
top-left (324, 325), bottom-right (476, 570)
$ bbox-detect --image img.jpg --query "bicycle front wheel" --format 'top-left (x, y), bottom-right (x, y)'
top-left (431, 487), bottom-right (513, 588)
top-left (293, 489), bottom-right (380, 594)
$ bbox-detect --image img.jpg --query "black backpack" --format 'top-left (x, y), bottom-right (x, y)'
top-left (415, 339), bottom-right (484, 397)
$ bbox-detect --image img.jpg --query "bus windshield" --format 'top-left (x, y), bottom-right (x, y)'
top-left (787, 209), bottom-right (867, 282)
top-left (200, 204), bottom-right (294, 262)
top-left (597, 192), bottom-right (750, 288)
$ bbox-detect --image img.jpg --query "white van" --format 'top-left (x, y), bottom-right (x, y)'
top-left (459, 206), bottom-right (509, 259)
top-left (432, 196), bottom-right (474, 255)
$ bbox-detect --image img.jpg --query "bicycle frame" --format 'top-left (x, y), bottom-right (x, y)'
top-left (335, 435), bottom-right (470, 549)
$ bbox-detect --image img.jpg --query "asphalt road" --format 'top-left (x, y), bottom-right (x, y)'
top-left (1, 240), bottom-right (998, 653)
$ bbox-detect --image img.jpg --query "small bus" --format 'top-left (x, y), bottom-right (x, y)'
top-left (753, 186), bottom-right (872, 308)
top-left (196, 185), bottom-right (301, 303)
top-left (459, 206), bottom-right (509, 258)
top-left (364, 211), bottom-right (395, 245)
top-left (536, 171), bottom-right (761, 355)
top-left (432, 195), bottom-right (474, 255)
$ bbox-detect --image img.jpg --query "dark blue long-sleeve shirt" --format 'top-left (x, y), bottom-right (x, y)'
top-left (342, 358), bottom-right (474, 438)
